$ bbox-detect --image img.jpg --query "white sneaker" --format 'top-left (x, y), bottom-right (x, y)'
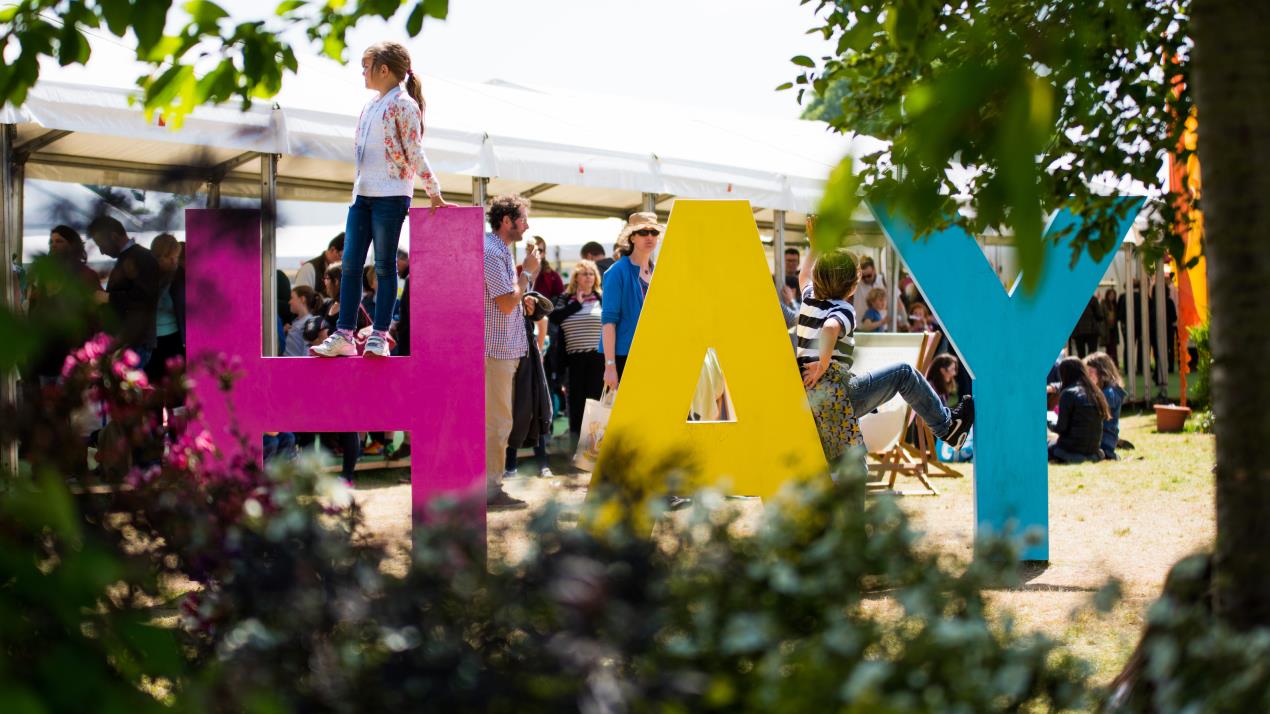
top-left (538, 467), bottom-right (554, 478)
top-left (501, 469), bottom-right (517, 481)
top-left (363, 333), bottom-right (390, 358)
top-left (310, 331), bottom-right (357, 357)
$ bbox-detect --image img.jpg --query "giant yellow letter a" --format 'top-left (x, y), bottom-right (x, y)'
top-left (592, 200), bottom-right (828, 497)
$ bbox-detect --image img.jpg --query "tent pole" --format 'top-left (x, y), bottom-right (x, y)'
top-left (1137, 249), bottom-right (1151, 401)
top-left (1, 125), bottom-right (18, 475)
top-left (260, 154), bottom-right (279, 357)
top-left (1124, 245), bottom-right (1137, 401)
top-left (472, 176), bottom-right (488, 208)
top-left (207, 180), bottom-right (221, 209)
top-left (887, 243), bottom-right (900, 331)
top-left (641, 192), bottom-right (656, 214)
top-left (773, 209), bottom-right (786, 289)
top-left (1153, 259), bottom-right (1169, 399)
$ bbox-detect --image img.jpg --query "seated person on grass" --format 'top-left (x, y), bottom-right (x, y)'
top-left (1046, 356), bottom-right (1110, 463)
top-left (1084, 351), bottom-right (1128, 460)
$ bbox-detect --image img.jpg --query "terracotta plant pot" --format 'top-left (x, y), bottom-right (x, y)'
top-left (1154, 404), bottom-right (1192, 433)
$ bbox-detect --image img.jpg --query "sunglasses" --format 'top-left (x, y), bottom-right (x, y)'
top-left (632, 229), bottom-right (660, 237)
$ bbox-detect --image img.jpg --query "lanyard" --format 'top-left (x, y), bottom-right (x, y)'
top-left (355, 86), bottom-right (400, 169)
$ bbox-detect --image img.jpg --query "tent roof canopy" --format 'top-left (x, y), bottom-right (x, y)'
top-left (1, 33), bottom-right (881, 233)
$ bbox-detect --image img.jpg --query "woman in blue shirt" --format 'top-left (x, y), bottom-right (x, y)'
top-left (601, 212), bottom-right (662, 389)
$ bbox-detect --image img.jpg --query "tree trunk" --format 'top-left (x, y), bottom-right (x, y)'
top-left (1191, 0), bottom-right (1270, 629)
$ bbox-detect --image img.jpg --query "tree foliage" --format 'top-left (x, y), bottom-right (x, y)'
top-left (0, 0), bottom-right (447, 125)
top-left (790, 0), bottom-right (1192, 292)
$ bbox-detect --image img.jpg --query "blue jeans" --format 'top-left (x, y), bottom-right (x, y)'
top-left (338, 195), bottom-right (411, 332)
top-left (846, 363), bottom-right (953, 438)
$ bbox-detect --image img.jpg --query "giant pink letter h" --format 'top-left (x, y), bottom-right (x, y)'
top-left (185, 207), bottom-right (486, 525)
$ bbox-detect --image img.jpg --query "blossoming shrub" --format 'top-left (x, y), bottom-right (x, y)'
top-left (4, 325), bottom-right (1098, 712)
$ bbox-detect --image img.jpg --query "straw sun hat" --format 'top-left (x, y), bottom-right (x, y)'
top-left (616, 211), bottom-right (665, 244)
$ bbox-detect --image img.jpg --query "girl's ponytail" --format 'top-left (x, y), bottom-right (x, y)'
top-left (405, 69), bottom-right (426, 113)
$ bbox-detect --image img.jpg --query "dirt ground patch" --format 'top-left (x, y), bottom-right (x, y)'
top-left (353, 412), bottom-right (1214, 685)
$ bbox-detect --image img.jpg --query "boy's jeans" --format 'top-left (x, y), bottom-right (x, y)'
top-left (338, 195), bottom-right (411, 332)
top-left (846, 363), bottom-right (953, 438)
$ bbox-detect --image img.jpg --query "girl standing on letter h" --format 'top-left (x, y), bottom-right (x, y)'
top-left (313, 41), bottom-right (453, 358)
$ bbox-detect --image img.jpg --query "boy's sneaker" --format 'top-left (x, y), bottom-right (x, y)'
top-left (311, 331), bottom-right (356, 357)
top-left (942, 395), bottom-right (975, 450)
top-left (363, 333), bottom-right (390, 358)
top-left (538, 467), bottom-right (554, 478)
top-left (362, 441), bottom-right (385, 456)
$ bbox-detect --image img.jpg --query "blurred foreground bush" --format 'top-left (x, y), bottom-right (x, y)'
top-left (9, 286), bottom-right (1260, 712)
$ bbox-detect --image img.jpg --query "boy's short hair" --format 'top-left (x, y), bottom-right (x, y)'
top-left (580, 241), bottom-right (605, 258)
top-left (812, 248), bottom-right (859, 301)
top-left (867, 287), bottom-right (886, 305)
top-left (859, 255), bottom-right (876, 269)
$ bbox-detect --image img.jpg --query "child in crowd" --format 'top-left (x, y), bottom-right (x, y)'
top-left (1084, 351), bottom-right (1127, 460)
top-left (312, 41), bottom-right (452, 358)
top-left (907, 301), bottom-right (934, 332)
top-left (858, 287), bottom-right (889, 332)
top-left (284, 286), bottom-right (322, 357)
top-left (797, 247), bottom-right (974, 473)
top-left (1047, 356), bottom-right (1110, 463)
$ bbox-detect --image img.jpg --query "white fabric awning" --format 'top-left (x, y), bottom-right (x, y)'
top-left (3, 33), bottom-right (879, 232)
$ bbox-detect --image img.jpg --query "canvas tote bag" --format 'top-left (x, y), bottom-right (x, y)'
top-left (573, 387), bottom-right (616, 471)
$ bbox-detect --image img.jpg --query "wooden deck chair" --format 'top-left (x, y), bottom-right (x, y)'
top-left (900, 336), bottom-right (965, 479)
top-left (854, 333), bottom-right (939, 496)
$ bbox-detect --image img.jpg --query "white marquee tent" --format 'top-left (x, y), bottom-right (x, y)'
top-left (0, 31), bottom-right (1169, 421)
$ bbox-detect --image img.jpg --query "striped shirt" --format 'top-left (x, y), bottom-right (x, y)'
top-left (795, 284), bottom-right (856, 369)
top-left (483, 233), bottom-right (528, 360)
top-left (560, 294), bottom-right (603, 353)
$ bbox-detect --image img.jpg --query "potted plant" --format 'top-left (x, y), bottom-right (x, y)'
top-left (1155, 402), bottom-right (1192, 432)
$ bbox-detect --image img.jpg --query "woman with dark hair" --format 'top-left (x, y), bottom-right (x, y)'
top-left (32, 225), bottom-right (101, 294)
top-left (320, 264), bottom-right (342, 333)
top-left (25, 225), bottom-right (103, 383)
top-left (523, 235), bottom-right (564, 300)
top-left (924, 353), bottom-right (959, 405)
top-left (1047, 356), bottom-right (1110, 463)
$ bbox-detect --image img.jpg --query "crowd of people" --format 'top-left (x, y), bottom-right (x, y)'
top-left (26, 37), bottom-right (1153, 505)
top-left (1069, 281), bottom-right (1180, 383)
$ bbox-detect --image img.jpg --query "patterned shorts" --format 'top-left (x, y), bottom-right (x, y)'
top-left (805, 361), bottom-right (863, 463)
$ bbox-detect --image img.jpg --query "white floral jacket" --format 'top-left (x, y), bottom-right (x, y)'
top-left (354, 88), bottom-right (441, 199)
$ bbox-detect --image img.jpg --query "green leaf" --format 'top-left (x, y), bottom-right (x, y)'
top-left (322, 32), bottom-right (346, 61)
top-left (774, 82), bottom-right (794, 91)
top-left (275, 0), bottom-right (306, 14)
top-left (813, 156), bottom-right (861, 251)
top-left (405, 2), bottom-right (425, 36)
top-left (791, 54), bottom-right (816, 68)
top-left (422, 0), bottom-right (448, 19)
top-left (99, 0), bottom-right (130, 36)
top-left (184, 0), bottom-right (229, 27)
top-left (132, 0), bottom-right (173, 52)
top-left (57, 25), bottom-right (91, 66)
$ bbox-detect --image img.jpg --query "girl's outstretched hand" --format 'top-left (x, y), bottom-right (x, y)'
top-left (429, 194), bottom-right (457, 213)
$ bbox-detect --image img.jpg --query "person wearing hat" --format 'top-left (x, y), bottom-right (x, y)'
top-left (601, 212), bottom-right (663, 389)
